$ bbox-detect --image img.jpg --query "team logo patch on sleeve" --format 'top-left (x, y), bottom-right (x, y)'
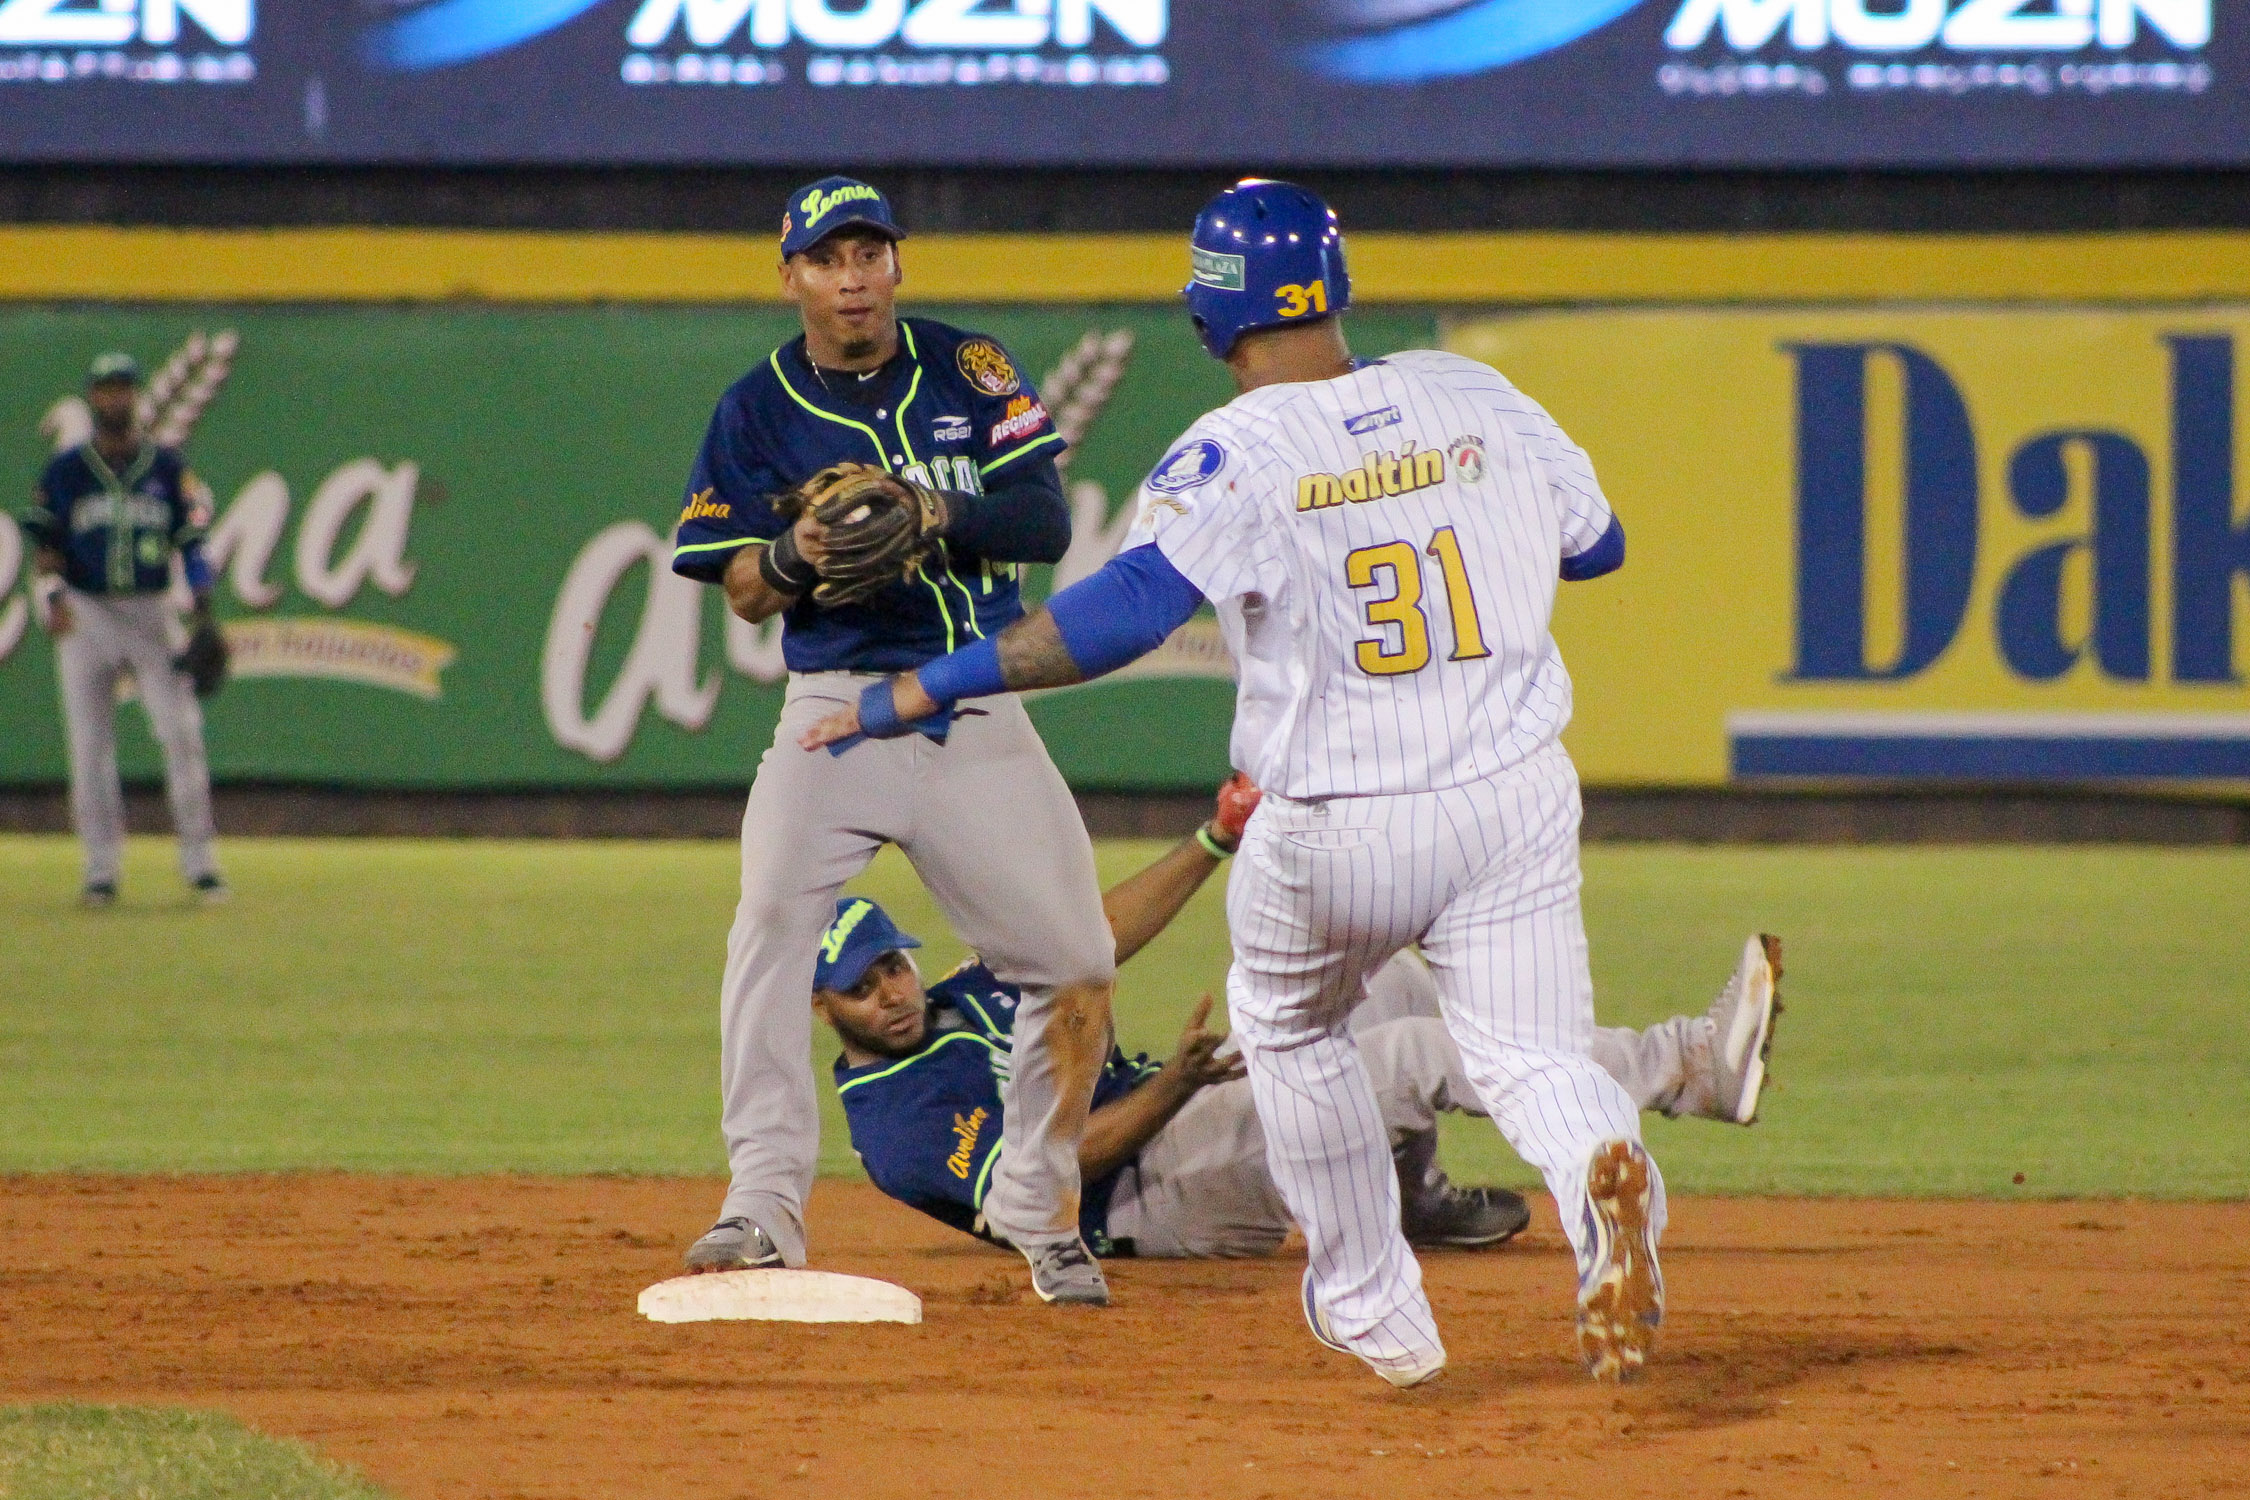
top-left (955, 338), bottom-right (1022, 397)
top-left (1147, 438), bottom-right (1227, 494)
top-left (987, 395), bottom-right (1050, 446)
top-left (1451, 434), bottom-right (1487, 482)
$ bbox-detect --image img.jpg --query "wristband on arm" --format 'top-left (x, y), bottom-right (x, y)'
top-left (758, 529), bottom-right (817, 595)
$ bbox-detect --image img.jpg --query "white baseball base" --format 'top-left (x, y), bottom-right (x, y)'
top-left (637, 1269), bottom-right (923, 1325)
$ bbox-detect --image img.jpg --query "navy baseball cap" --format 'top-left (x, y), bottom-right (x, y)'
top-left (86, 351), bottom-right (142, 386)
top-left (813, 897), bottom-right (922, 994)
top-left (781, 176), bottom-right (905, 259)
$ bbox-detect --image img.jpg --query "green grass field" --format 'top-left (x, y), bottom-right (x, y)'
top-left (0, 1405), bottom-right (388, 1500)
top-left (0, 834), bottom-right (2242, 1197)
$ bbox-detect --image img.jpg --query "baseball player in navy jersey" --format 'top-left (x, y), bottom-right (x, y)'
top-left (813, 780), bottom-right (1781, 1263)
top-left (21, 353), bottom-right (227, 907)
top-left (804, 179), bottom-right (1778, 1384)
top-left (667, 177), bottom-right (1120, 1305)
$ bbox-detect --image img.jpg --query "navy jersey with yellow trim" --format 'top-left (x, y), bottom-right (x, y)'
top-left (669, 318), bottom-right (1065, 674)
top-left (24, 444), bottom-right (210, 597)
top-left (834, 961), bottom-right (1158, 1252)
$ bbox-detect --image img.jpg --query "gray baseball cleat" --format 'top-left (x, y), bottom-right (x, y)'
top-left (1302, 1268), bottom-right (1445, 1389)
top-left (1575, 1138), bottom-right (1663, 1384)
top-left (1393, 1131), bottom-right (1530, 1249)
top-left (1403, 1181), bottom-right (1532, 1249)
top-left (684, 1217), bottom-right (784, 1273)
top-left (1706, 933), bottom-right (1783, 1125)
top-left (1018, 1235), bottom-right (1110, 1306)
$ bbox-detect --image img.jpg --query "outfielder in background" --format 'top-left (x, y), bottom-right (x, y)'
top-left (667, 177), bottom-right (1121, 1304)
top-left (814, 778), bottom-right (1781, 1264)
top-left (806, 180), bottom-right (1761, 1386)
top-left (21, 353), bottom-right (230, 907)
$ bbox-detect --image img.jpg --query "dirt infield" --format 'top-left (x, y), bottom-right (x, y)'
top-left (3, 1177), bottom-right (2243, 1500)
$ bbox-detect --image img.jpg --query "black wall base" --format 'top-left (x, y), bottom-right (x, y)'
top-left (1, 784), bottom-right (2243, 844)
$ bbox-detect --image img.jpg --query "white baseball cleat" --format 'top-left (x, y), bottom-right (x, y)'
top-left (1575, 1139), bottom-right (1663, 1384)
top-left (1706, 933), bottom-right (1783, 1126)
top-left (1301, 1269), bottom-right (1446, 1389)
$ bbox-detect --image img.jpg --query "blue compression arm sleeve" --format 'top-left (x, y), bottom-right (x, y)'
top-left (940, 454), bottom-right (1071, 564)
top-left (1561, 515), bottom-right (1625, 582)
top-left (1049, 543), bottom-right (1205, 678)
top-left (181, 539), bottom-right (214, 593)
top-left (915, 543), bottom-right (1204, 707)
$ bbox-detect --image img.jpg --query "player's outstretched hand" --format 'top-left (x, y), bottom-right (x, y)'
top-left (1209, 772), bottom-right (1263, 852)
top-left (1168, 996), bottom-right (1246, 1090)
top-left (798, 672), bottom-right (942, 750)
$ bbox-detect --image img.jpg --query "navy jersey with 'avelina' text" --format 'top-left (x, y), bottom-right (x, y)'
top-left (834, 960), bottom-right (1158, 1253)
top-left (668, 318), bottom-right (1065, 674)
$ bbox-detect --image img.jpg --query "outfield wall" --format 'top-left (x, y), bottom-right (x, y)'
top-left (2, 231), bottom-right (2245, 793)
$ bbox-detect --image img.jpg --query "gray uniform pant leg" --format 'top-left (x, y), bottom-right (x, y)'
top-left (895, 692), bottom-right (1115, 1247)
top-left (1589, 1017), bottom-right (1707, 1117)
top-left (111, 596), bottom-right (218, 882)
top-left (1104, 1016), bottom-right (1488, 1259)
top-left (1101, 1078), bottom-right (1292, 1259)
top-left (1353, 949), bottom-right (1444, 1030)
top-left (717, 674), bottom-right (902, 1265)
top-left (55, 594), bottom-right (130, 889)
top-left (1363, 947), bottom-right (1706, 1117)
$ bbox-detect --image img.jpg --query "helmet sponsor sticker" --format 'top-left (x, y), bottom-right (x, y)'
top-left (955, 338), bottom-right (1022, 396)
top-left (1190, 247), bottom-right (1247, 291)
top-left (1147, 438), bottom-right (1227, 494)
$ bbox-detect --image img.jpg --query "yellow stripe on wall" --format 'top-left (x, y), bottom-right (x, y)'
top-left (10, 225), bottom-right (2250, 304)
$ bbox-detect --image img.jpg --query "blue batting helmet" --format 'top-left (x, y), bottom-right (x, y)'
top-left (1183, 179), bottom-right (1351, 360)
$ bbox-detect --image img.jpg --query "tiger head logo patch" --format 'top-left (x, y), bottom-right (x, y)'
top-left (955, 338), bottom-right (1021, 397)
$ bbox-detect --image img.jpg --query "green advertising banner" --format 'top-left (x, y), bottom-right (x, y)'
top-left (0, 305), bottom-right (1433, 790)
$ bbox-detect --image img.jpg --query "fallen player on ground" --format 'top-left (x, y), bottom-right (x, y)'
top-left (805, 779), bottom-right (1781, 1261)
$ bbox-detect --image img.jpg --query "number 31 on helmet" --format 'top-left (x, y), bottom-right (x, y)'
top-left (1182, 179), bottom-right (1353, 360)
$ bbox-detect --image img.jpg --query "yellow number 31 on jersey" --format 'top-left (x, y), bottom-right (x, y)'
top-left (1274, 282), bottom-right (1330, 318)
top-left (1345, 529), bottom-right (1491, 676)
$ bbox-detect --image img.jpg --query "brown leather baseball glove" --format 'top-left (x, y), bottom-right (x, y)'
top-left (776, 463), bottom-right (949, 609)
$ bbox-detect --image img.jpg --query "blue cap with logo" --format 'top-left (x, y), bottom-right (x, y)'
top-left (1183, 178), bottom-right (1352, 359)
top-left (812, 896), bottom-right (922, 994)
top-left (781, 176), bottom-right (907, 259)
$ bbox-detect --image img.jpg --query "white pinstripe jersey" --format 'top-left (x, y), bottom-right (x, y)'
top-left (1124, 349), bottom-right (1616, 800)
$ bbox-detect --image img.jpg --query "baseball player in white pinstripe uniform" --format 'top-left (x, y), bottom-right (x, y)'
top-left (803, 180), bottom-right (1780, 1387)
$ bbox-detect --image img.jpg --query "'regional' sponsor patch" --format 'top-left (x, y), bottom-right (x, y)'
top-left (955, 338), bottom-right (1021, 397)
top-left (987, 394), bottom-right (1049, 446)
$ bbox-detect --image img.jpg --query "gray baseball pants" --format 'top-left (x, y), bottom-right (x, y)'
top-left (1100, 951), bottom-right (1705, 1258)
top-left (53, 589), bottom-right (218, 890)
top-left (719, 671), bottom-right (1115, 1266)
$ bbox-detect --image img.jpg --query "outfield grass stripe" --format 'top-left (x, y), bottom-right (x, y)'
top-left (0, 836), bottom-right (2242, 1197)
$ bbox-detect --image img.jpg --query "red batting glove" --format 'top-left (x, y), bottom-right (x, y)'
top-left (1208, 772), bottom-right (1263, 852)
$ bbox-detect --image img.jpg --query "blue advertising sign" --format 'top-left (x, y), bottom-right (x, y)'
top-left (0, 0), bottom-right (2239, 165)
